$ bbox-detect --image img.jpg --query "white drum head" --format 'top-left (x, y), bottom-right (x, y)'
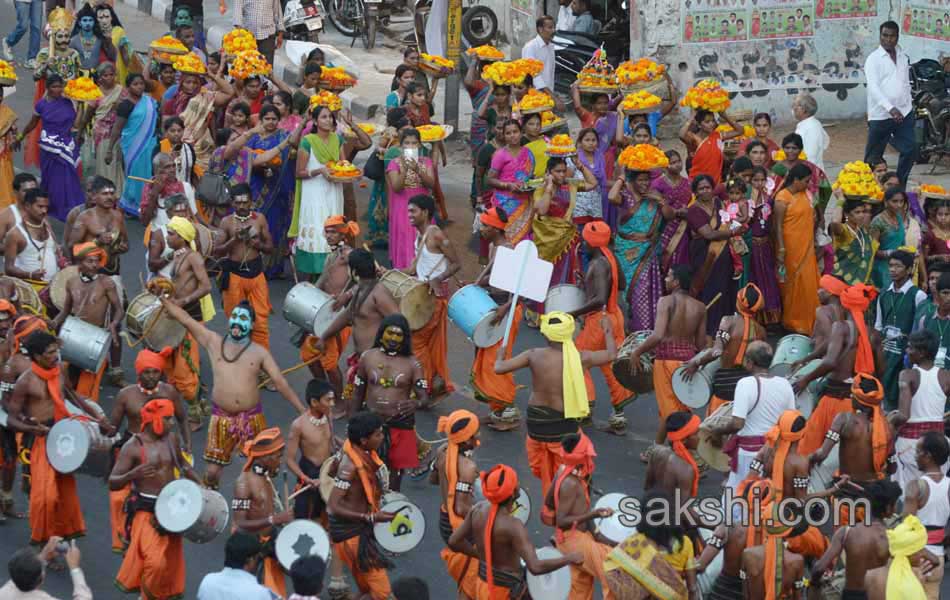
top-left (594, 493), bottom-right (637, 544)
top-left (471, 313), bottom-right (507, 348)
top-left (525, 547), bottom-right (570, 600)
top-left (671, 366), bottom-right (711, 409)
top-left (155, 479), bottom-right (203, 533)
top-left (47, 419), bottom-right (92, 474)
top-left (374, 500), bottom-right (426, 553)
top-left (474, 480), bottom-right (532, 525)
top-left (276, 520), bottom-right (331, 570)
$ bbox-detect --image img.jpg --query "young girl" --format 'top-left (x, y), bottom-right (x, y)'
top-left (680, 108), bottom-right (744, 185)
top-left (739, 112), bottom-right (778, 167)
top-left (404, 81), bottom-right (447, 221)
top-left (722, 178), bottom-right (750, 279)
top-left (572, 127), bottom-right (609, 227)
top-left (746, 166), bottom-right (781, 322)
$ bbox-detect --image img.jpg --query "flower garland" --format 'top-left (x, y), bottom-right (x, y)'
top-left (64, 76), bottom-right (102, 102)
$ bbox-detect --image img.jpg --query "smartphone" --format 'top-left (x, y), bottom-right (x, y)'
top-left (403, 147), bottom-right (418, 161)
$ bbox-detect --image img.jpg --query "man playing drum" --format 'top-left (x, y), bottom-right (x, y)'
top-left (146, 194), bottom-right (194, 281)
top-left (51, 243), bottom-right (123, 403)
top-left (5, 330), bottom-right (113, 546)
top-left (2, 189), bottom-right (61, 306)
top-left (646, 412), bottom-right (705, 531)
top-left (327, 412), bottom-right (397, 600)
top-left (107, 347), bottom-right (191, 554)
top-left (111, 398), bottom-right (200, 599)
top-left (232, 427), bottom-right (296, 599)
top-left (448, 464), bottom-right (582, 600)
top-left (0, 172), bottom-right (38, 243)
top-left (430, 409), bottom-right (481, 598)
top-left (62, 177), bottom-right (96, 264)
top-left (494, 311), bottom-right (616, 498)
top-left (406, 194), bottom-right (460, 399)
top-left (160, 296), bottom-right (306, 489)
top-left (739, 512), bottom-right (808, 600)
top-left (789, 274), bottom-right (847, 375)
top-left (353, 315), bottom-right (428, 492)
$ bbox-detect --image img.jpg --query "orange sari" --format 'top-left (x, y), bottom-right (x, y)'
top-left (688, 131), bottom-right (724, 185)
top-left (775, 188), bottom-right (819, 335)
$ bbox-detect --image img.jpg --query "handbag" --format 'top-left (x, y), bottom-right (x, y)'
top-left (363, 148), bottom-right (386, 181)
top-left (196, 160), bottom-right (233, 207)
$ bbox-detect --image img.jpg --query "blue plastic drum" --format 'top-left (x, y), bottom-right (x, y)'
top-left (447, 284), bottom-right (507, 348)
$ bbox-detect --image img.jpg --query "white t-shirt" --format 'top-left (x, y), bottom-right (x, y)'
top-left (732, 374), bottom-right (796, 436)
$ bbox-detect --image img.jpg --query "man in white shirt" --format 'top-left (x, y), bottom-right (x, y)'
top-left (0, 538), bottom-right (91, 600)
top-left (521, 15), bottom-right (566, 112)
top-left (793, 92), bottom-right (830, 174)
top-left (556, 0), bottom-right (576, 30)
top-left (864, 20), bottom-right (916, 186)
top-left (197, 532), bottom-right (279, 600)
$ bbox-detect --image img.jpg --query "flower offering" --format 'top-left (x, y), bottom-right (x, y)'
top-left (546, 134), bottom-right (576, 156)
top-left (0, 60), bottom-right (17, 86)
top-left (308, 90), bottom-right (343, 112)
top-left (618, 144), bottom-right (669, 171)
top-left (222, 28), bottom-right (257, 54)
top-left (150, 35), bottom-right (188, 55)
top-left (465, 45), bottom-right (505, 61)
top-left (327, 160), bottom-right (361, 178)
top-left (680, 79), bottom-right (730, 112)
top-left (171, 52), bottom-right (207, 75)
top-left (417, 124), bottom-right (446, 142)
top-left (616, 58), bottom-right (665, 86)
top-left (319, 66), bottom-right (357, 90)
top-left (620, 90), bottom-right (661, 114)
top-left (514, 88), bottom-right (555, 113)
top-left (230, 51), bottom-right (270, 80)
top-left (832, 161), bottom-right (883, 201)
top-left (419, 53), bottom-right (455, 76)
top-left (64, 76), bottom-right (102, 102)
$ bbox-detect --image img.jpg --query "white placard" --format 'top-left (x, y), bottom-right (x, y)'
top-left (488, 240), bottom-right (553, 303)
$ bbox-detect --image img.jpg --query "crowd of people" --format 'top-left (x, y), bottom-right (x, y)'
top-left (0, 0), bottom-right (944, 598)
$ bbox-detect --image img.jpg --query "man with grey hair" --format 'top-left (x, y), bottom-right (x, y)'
top-left (793, 92), bottom-right (830, 173)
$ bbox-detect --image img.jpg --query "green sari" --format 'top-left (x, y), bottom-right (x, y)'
top-left (832, 224), bottom-right (878, 285)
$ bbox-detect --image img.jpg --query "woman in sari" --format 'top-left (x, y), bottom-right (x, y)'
top-left (0, 86), bottom-right (16, 208)
top-left (747, 166), bottom-right (781, 322)
top-left (680, 109), bottom-right (743, 186)
top-left (291, 105), bottom-right (371, 278)
top-left (30, 23), bottom-right (81, 169)
top-left (770, 132), bottom-right (832, 208)
top-left (534, 157), bottom-right (597, 287)
top-left (271, 91), bottom-right (302, 133)
top-left (738, 112), bottom-right (779, 168)
top-left (386, 65), bottom-right (417, 109)
top-left (204, 127), bottom-right (252, 225)
top-left (19, 75), bottom-right (83, 221)
top-left (386, 128), bottom-right (435, 269)
top-left (163, 65), bottom-right (234, 178)
top-left (774, 163), bottom-right (820, 334)
top-left (687, 174), bottom-right (739, 336)
top-left (743, 140), bottom-right (777, 196)
top-left (871, 187), bottom-right (920, 289)
top-left (104, 73), bottom-right (155, 217)
top-left (522, 112), bottom-right (548, 178)
top-left (652, 149), bottom-right (691, 274)
top-left (486, 119), bottom-right (534, 245)
top-left (365, 108), bottom-right (410, 249)
top-left (573, 128), bottom-right (609, 228)
top-left (404, 81), bottom-right (447, 221)
top-left (77, 62), bottom-right (124, 197)
top-left (571, 84), bottom-right (619, 177)
top-left (923, 199), bottom-right (950, 270)
top-left (609, 168), bottom-right (664, 330)
top-left (829, 194), bottom-right (878, 285)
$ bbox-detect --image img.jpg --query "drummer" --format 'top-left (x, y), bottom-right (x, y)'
top-left (2, 189), bottom-right (61, 303)
top-left (51, 243), bottom-right (123, 404)
top-left (789, 274), bottom-right (848, 373)
top-left (232, 427), bottom-right (296, 598)
top-left (146, 194), bottom-right (193, 280)
top-left (680, 283), bottom-right (765, 417)
top-left (406, 194), bottom-right (460, 399)
top-left (645, 412), bottom-right (706, 529)
top-left (739, 509), bottom-right (808, 600)
top-left (111, 398), bottom-right (199, 599)
top-left (62, 176), bottom-right (96, 263)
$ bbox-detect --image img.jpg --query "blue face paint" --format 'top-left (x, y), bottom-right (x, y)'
top-left (229, 307), bottom-right (253, 339)
top-left (79, 16), bottom-right (95, 31)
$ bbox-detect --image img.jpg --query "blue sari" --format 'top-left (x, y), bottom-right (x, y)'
top-left (119, 96), bottom-right (157, 217)
top-left (247, 130), bottom-right (292, 278)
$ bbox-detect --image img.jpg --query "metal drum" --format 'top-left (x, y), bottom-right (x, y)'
top-left (60, 316), bottom-right (110, 373)
top-left (155, 479), bottom-right (230, 543)
top-left (195, 223), bottom-right (214, 258)
top-left (276, 520), bottom-right (331, 570)
top-left (373, 496), bottom-right (426, 553)
top-left (447, 284), bottom-right (506, 348)
top-left (49, 266), bottom-right (78, 311)
top-left (544, 284), bottom-right (585, 315)
top-left (46, 417), bottom-right (114, 477)
top-left (671, 359), bottom-right (721, 409)
top-left (769, 334), bottom-right (813, 376)
top-left (697, 401), bottom-right (733, 472)
top-left (613, 330), bottom-right (654, 394)
top-left (474, 479), bottom-right (532, 525)
top-left (283, 282), bottom-right (342, 338)
top-left (380, 270), bottom-right (434, 331)
top-left (594, 493), bottom-right (638, 544)
top-left (318, 453), bottom-right (339, 501)
top-left (125, 292), bottom-right (187, 351)
top-left (524, 547), bottom-right (570, 600)
top-left (697, 527), bottom-right (724, 596)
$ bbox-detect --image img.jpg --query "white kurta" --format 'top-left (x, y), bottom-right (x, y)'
top-left (294, 152), bottom-right (343, 258)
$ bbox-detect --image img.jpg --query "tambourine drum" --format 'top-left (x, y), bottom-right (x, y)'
top-left (671, 358), bottom-right (721, 409)
top-left (697, 527), bottom-right (724, 596)
top-left (49, 266), bottom-right (78, 311)
top-left (276, 519), bottom-right (331, 570)
top-left (524, 547), bottom-right (570, 600)
top-left (769, 334), bottom-right (813, 376)
top-left (380, 270), bottom-right (434, 331)
top-left (3, 276), bottom-right (43, 316)
top-left (697, 401), bottom-right (733, 473)
top-left (46, 417), bottom-right (114, 477)
top-left (155, 479), bottom-right (230, 543)
top-left (125, 292), bottom-right (187, 351)
top-left (373, 497), bottom-right (426, 553)
top-left (474, 479), bottom-right (532, 525)
top-left (447, 284), bottom-right (506, 348)
top-left (613, 330), bottom-right (654, 394)
top-left (283, 282), bottom-right (342, 338)
top-left (544, 284), bottom-right (586, 317)
top-left (594, 493), bottom-right (638, 544)
top-left (318, 453), bottom-right (339, 502)
top-left (195, 223), bottom-right (214, 258)
top-left (60, 316), bottom-right (111, 373)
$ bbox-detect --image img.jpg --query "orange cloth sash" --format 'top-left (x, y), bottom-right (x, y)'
top-left (766, 410), bottom-right (804, 502)
top-left (342, 439), bottom-right (383, 512)
top-left (852, 373), bottom-right (889, 478)
top-left (31, 363), bottom-right (68, 421)
top-left (667, 415), bottom-right (701, 497)
top-left (481, 464), bottom-right (519, 598)
top-left (437, 410), bottom-right (480, 529)
top-left (840, 284), bottom-right (878, 374)
top-left (736, 283), bottom-right (764, 364)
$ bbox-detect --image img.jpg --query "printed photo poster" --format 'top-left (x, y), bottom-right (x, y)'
top-left (684, 38), bottom-right (829, 92)
top-left (816, 0), bottom-right (876, 20)
top-left (901, 2), bottom-right (950, 41)
top-left (683, 4), bottom-right (751, 42)
top-left (749, 4), bottom-right (816, 39)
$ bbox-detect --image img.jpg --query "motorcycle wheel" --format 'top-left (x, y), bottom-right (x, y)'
top-left (461, 5), bottom-right (497, 46)
top-left (365, 13), bottom-right (377, 49)
top-left (328, 0), bottom-right (359, 36)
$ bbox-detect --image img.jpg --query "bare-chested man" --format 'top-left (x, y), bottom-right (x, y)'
top-left (495, 310), bottom-right (616, 498)
top-left (161, 297), bottom-right (306, 489)
top-left (110, 397), bottom-right (199, 598)
top-left (626, 265), bottom-right (706, 449)
top-left (646, 411), bottom-right (706, 540)
top-left (62, 176), bottom-right (96, 263)
top-left (449, 463), bottom-right (582, 599)
top-left (353, 314), bottom-right (428, 492)
top-left (864, 515), bottom-right (936, 600)
top-left (790, 274), bottom-right (847, 371)
top-left (232, 427), bottom-right (296, 598)
top-left (740, 517), bottom-right (807, 600)
top-left (146, 194), bottom-right (193, 280)
top-left (0, 172), bottom-right (37, 243)
top-left (52, 243), bottom-right (122, 403)
top-left (3, 189), bottom-right (60, 293)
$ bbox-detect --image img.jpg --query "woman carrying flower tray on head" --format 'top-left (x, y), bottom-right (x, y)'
top-left (404, 81), bottom-right (448, 222)
top-left (680, 108), bottom-right (744, 186)
top-left (651, 149), bottom-right (692, 275)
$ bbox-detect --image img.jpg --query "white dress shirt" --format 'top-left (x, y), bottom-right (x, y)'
top-left (0, 569), bottom-right (91, 600)
top-left (197, 568), bottom-right (278, 600)
top-left (557, 5), bottom-right (576, 30)
top-left (864, 45), bottom-right (913, 121)
top-left (521, 35), bottom-right (556, 92)
top-left (795, 115), bottom-right (830, 174)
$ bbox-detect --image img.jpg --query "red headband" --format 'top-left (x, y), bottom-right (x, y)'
top-left (140, 399), bottom-right (175, 435)
top-left (582, 220), bottom-right (610, 248)
top-left (135, 347), bottom-right (173, 375)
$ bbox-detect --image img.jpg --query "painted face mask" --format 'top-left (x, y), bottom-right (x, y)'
top-left (229, 307), bottom-right (253, 339)
top-left (381, 326), bottom-right (404, 353)
top-left (174, 9), bottom-right (193, 27)
top-left (79, 16), bottom-right (95, 31)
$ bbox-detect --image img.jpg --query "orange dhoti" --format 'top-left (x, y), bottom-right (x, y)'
top-left (26, 433), bottom-right (85, 545)
top-left (74, 361), bottom-right (106, 403)
top-left (165, 332), bottom-right (201, 421)
top-left (474, 564), bottom-right (528, 600)
top-left (653, 360), bottom-right (689, 419)
top-left (442, 546), bottom-right (478, 599)
top-left (557, 529), bottom-right (613, 600)
top-left (526, 436), bottom-right (564, 500)
top-left (575, 308), bottom-right (630, 409)
top-left (301, 327), bottom-right (352, 372)
top-left (110, 483), bottom-right (131, 553)
top-left (221, 267), bottom-right (271, 350)
top-left (115, 509), bottom-right (185, 600)
top-left (411, 297), bottom-right (455, 394)
top-left (472, 304), bottom-right (522, 412)
top-left (333, 535), bottom-right (393, 600)
top-left (261, 554), bottom-right (286, 598)
top-left (799, 386), bottom-right (853, 455)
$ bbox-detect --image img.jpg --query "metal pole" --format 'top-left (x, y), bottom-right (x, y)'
top-left (628, 0), bottom-right (642, 58)
top-left (444, 0), bottom-right (463, 131)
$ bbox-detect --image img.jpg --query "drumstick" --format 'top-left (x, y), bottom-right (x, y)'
top-left (289, 253), bottom-right (299, 285)
top-left (257, 356), bottom-right (323, 388)
top-left (287, 484), bottom-right (313, 502)
top-left (128, 175), bottom-right (155, 184)
top-left (362, 244), bottom-right (385, 273)
top-left (282, 470), bottom-right (290, 511)
top-left (705, 293), bottom-right (722, 310)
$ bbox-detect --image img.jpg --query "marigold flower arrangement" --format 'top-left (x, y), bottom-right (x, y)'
top-left (319, 66), bottom-right (357, 89)
top-left (171, 52), bottom-right (207, 75)
top-left (772, 149), bottom-right (807, 162)
top-left (416, 124), bottom-right (446, 142)
top-left (540, 111), bottom-right (565, 131)
top-left (513, 58), bottom-right (544, 76)
top-left (230, 51), bottom-right (270, 80)
top-left (832, 161), bottom-right (883, 201)
top-left (920, 184), bottom-right (949, 197)
top-left (308, 90), bottom-right (343, 112)
top-left (64, 76), bottom-right (102, 102)
top-left (150, 35), bottom-right (188, 55)
top-left (419, 53), bottom-right (455, 75)
top-left (716, 124), bottom-right (756, 138)
top-left (344, 123), bottom-right (376, 138)
top-left (252, 148), bottom-right (282, 167)
top-left (621, 90), bottom-right (661, 113)
top-left (0, 60), bottom-right (17, 85)
top-left (576, 47), bottom-right (617, 89)
top-left (680, 79), bottom-right (730, 112)
top-left (327, 160), bottom-right (361, 178)
top-left (616, 58), bottom-right (665, 86)
top-left (618, 144), bottom-right (669, 171)
top-left (481, 58), bottom-right (543, 85)
top-left (546, 134), bottom-right (576, 156)
top-left (466, 45), bottom-right (505, 61)
top-left (514, 88), bottom-right (554, 113)
top-left (222, 28), bottom-right (257, 55)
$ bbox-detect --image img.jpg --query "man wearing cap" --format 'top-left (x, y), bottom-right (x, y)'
top-left (430, 409), bottom-right (481, 598)
top-left (495, 311), bottom-right (616, 498)
top-left (232, 427), bottom-right (296, 598)
top-left (111, 397), bottom-right (200, 599)
top-left (107, 346), bottom-right (190, 553)
top-left (52, 242), bottom-right (123, 403)
top-left (570, 220), bottom-right (630, 433)
top-left (449, 463), bottom-right (582, 599)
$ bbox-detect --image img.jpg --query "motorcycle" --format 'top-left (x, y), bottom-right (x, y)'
top-left (911, 58), bottom-right (950, 165)
top-left (328, 0), bottom-right (410, 49)
top-left (284, 0), bottom-right (325, 42)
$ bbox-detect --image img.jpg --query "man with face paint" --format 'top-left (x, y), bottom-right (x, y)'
top-left (69, 3), bottom-right (116, 72)
top-left (32, 8), bottom-right (80, 86)
top-left (353, 314), bottom-right (428, 492)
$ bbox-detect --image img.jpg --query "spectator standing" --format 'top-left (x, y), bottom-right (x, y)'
top-left (521, 16), bottom-right (566, 112)
top-left (556, 0), bottom-right (576, 30)
top-left (2, 0), bottom-right (41, 69)
top-left (197, 532), bottom-right (279, 600)
top-left (793, 92), bottom-right (830, 174)
top-left (170, 3), bottom-right (205, 50)
top-left (571, 0), bottom-right (599, 34)
top-left (0, 538), bottom-right (91, 600)
top-left (288, 555), bottom-right (326, 600)
top-left (229, 0), bottom-right (283, 64)
top-left (864, 20), bottom-right (916, 186)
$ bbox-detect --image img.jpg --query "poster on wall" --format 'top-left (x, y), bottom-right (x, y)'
top-left (683, 7), bottom-right (751, 42)
top-left (901, 3), bottom-right (950, 41)
top-left (749, 5), bottom-right (816, 38)
top-left (816, 0), bottom-right (876, 20)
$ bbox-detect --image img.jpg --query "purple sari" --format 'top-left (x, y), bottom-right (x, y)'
top-left (36, 97), bottom-right (84, 221)
top-left (576, 147), bottom-right (612, 230)
top-left (747, 195), bottom-right (782, 322)
top-left (651, 172), bottom-right (691, 274)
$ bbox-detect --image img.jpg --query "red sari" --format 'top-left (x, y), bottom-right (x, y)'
top-left (688, 130), bottom-right (724, 185)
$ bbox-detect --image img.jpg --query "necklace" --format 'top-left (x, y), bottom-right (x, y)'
top-left (235, 213), bottom-right (252, 223)
top-left (844, 223), bottom-right (867, 257)
top-left (24, 219), bottom-right (45, 230)
top-left (220, 335), bottom-right (252, 363)
top-left (138, 384), bottom-right (157, 395)
top-left (309, 414), bottom-right (328, 427)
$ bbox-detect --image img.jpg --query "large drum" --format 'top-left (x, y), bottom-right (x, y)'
top-left (524, 547), bottom-right (570, 600)
top-left (3, 276), bottom-right (43, 316)
top-left (318, 453), bottom-right (339, 501)
top-left (593, 493), bottom-right (638, 544)
top-left (60, 316), bottom-right (111, 373)
top-left (788, 358), bottom-right (824, 418)
top-left (447, 284), bottom-right (507, 348)
top-left (380, 270), bottom-right (435, 331)
top-left (125, 292), bottom-right (187, 351)
top-left (283, 282), bottom-right (343, 338)
top-left (808, 445), bottom-right (839, 495)
top-left (155, 479), bottom-right (230, 543)
top-left (276, 520), bottom-right (331, 570)
top-left (612, 330), bottom-right (654, 394)
top-left (373, 495), bottom-right (426, 553)
top-left (697, 401), bottom-right (733, 472)
top-left (46, 417), bottom-right (114, 477)
top-left (49, 266), bottom-right (78, 311)
top-left (474, 479), bottom-right (532, 525)
top-left (544, 284), bottom-right (586, 315)
top-left (769, 334), bottom-right (813, 376)
top-left (195, 223), bottom-right (215, 258)
top-left (671, 359), bottom-right (721, 409)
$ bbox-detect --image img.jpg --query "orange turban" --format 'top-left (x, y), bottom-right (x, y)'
top-left (242, 427), bottom-right (285, 472)
top-left (840, 283), bottom-right (878, 374)
top-left (140, 398), bottom-right (175, 435)
top-left (12, 315), bottom-right (46, 353)
top-left (735, 283), bottom-right (763, 363)
top-left (437, 410), bottom-right (480, 528)
top-left (481, 464), bottom-right (520, 598)
top-left (852, 373), bottom-right (889, 478)
top-left (479, 207), bottom-right (506, 231)
top-left (765, 410), bottom-right (805, 502)
top-left (0, 300), bottom-right (15, 321)
top-left (72, 242), bottom-right (108, 268)
top-left (324, 215), bottom-right (360, 238)
top-left (582, 220), bottom-right (610, 248)
top-left (819, 274), bottom-right (847, 297)
top-left (135, 347), bottom-right (173, 375)
top-left (668, 414), bottom-right (701, 497)
top-left (559, 431), bottom-right (597, 478)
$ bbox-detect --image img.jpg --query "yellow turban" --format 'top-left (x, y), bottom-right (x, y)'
top-left (886, 515), bottom-right (928, 600)
top-left (167, 217), bottom-right (216, 323)
top-left (540, 311), bottom-right (588, 419)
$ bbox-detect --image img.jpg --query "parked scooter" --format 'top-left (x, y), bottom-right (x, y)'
top-left (911, 58), bottom-right (950, 165)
